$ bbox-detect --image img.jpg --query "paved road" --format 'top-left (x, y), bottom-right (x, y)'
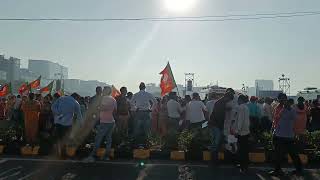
top-left (0, 158), bottom-right (319, 180)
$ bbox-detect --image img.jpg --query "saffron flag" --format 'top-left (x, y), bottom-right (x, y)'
top-left (160, 62), bottom-right (177, 96)
top-left (40, 81), bottom-right (54, 93)
top-left (57, 89), bottom-right (64, 96)
top-left (18, 82), bottom-right (30, 95)
top-left (111, 85), bottom-right (121, 98)
top-left (29, 76), bottom-right (41, 89)
top-left (0, 83), bottom-right (12, 97)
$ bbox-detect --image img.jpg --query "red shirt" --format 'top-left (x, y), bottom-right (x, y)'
top-left (294, 105), bottom-right (308, 135)
top-left (272, 104), bottom-right (284, 129)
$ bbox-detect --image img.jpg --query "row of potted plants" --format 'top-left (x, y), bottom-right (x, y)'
top-left (1, 127), bottom-right (320, 164)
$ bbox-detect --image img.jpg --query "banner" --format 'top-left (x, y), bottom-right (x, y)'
top-left (159, 62), bottom-right (177, 96)
top-left (0, 83), bottom-right (12, 97)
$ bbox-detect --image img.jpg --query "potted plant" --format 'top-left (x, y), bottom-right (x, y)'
top-left (95, 141), bottom-right (115, 160)
top-left (259, 132), bottom-right (273, 163)
top-left (0, 128), bottom-right (6, 154)
top-left (21, 144), bottom-right (33, 155)
top-left (301, 131), bottom-right (320, 164)
top-left (5, 128), bottom-right (23, 155)
top-left (171, 130), bottom-right (193, 161)
top-left (66, 140), bottom-right (78, 158)
top-left (187, 128), bottom-right (209, 161)
top-left (147, 132), bottom-right (169, 160)
top-left (202, 128), bottom-right (224, 161)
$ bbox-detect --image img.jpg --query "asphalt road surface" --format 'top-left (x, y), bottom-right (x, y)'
top-left (0, 158), bottom-right (319, 180)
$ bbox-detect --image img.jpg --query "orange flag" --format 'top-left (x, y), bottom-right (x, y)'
top-left (160, 62), bottom-right (177, 96)
top-left (18, 82), bottom-right (30, 95)
top-left (29, 76), bottom-right (41, 89)
top-left (40, 81), bottom-right (54, 93)
top-left (111, 85), bottom-right (121, 98)
top-left (0, 83), bottom-right (12, 97)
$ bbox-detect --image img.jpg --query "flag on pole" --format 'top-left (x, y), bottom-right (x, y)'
top-left (29, 76), bottom-right (41, 89)
top-left (0, 83), bottom-right (12, 97)
top-left (111, 85), bottom-right (121, 98)
top-left (57, 89), bottom-right (64, 96)
top-left (160, 62), bottom-right (177, 96)
top-left (18, 82), bottom-right (30, 95)
top-left (40, 81), bottom-right (54, 93)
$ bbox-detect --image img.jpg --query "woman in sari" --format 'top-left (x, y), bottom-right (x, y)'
top-left (21, 93), bottom-right (41, 145)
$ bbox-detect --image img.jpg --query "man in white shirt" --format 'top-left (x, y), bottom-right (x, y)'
top-left (235, 94), bottom-right (250, 174)
top-left (206, 93), bottom-right (217, 121)
top-left (186, 93), bottom-right (207, 129)
top-left (167, 92), bottom-right (183, 132)
top-left (131, 82), bottom-right (157, 145)
top-left (262, 97), bottom-right (273, 131)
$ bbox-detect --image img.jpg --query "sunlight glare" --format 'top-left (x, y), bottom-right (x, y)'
top-left (164, 0), bottom-right (196, 13)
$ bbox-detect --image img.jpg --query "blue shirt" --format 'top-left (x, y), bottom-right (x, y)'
top-left (274, 108), bottom-right (297, 138)
top-left (51, 96), bottom-right (83, 126)
top-left (247, 102), bottom-right (261, 118)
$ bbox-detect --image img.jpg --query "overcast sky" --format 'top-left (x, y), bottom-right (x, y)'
top-left (0, 0), bottom-right (319, 93)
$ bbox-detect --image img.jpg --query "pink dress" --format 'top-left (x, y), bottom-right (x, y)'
top-left (99, 96), bottom-right (117, 123)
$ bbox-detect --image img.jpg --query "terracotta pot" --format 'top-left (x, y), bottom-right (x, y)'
top-left (170, 151), bottom-right (185, 161)
top-left (249, 152), bottom-right (266, 163)
top-left (0, 145), bottom-right (5, 154)
top-left (288, 154), bottom-right (308, 165)
top-left (32, 146), bottom-right (40, 155)
top-left (66, 147), bottom-right (77, 157)
top-left (133, 149), bottom-right (150, 159)
top-left (202, 151), bottom-right (224, 161)
top-left (21, 146), bottom-right (33, 155)
top-left (96, 148), bottom-right (115, 159)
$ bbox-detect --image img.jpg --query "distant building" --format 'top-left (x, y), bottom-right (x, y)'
top-left (258, 90), bottom-right (283, 98)
top-left (28, 59), bottom-right (68, 79)
top-left (64, 79), bottom-right (81, 93)
top-left (248, 87), bottom-right (257, 97)
top-left (0, 55), bottom-right (21, 82)
top-left (255, 80), bottom-right (274, 91)
top-left (297, 87), bottom-right (320, 101)
top-left (0, 70), bottom-right (7, 81)
top-left (19, 68), bottom-right (51, 87)
top-left (64, 79), bottom-right (108, 96)
top-left (145, 83), bottom-right (161, 97)
top-left (20, 68), bottom-right (39, 82)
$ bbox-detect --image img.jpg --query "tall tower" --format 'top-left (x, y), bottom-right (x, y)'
top-left (184, 73), bottom-right (195, 96)
top-left (278, 74), bottom-right (291, 95)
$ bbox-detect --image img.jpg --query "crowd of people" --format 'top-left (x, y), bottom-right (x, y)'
top-left (1, 82), bottom-right (320, 177)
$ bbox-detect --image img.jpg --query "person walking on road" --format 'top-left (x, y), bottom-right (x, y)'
top-left (269, 93), bottom-right (303, 177)
top-left (235, 95), bottom-right (250, 174)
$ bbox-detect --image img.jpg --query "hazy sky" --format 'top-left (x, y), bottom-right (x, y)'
top-left (0, 0), bottom-right (319, 93)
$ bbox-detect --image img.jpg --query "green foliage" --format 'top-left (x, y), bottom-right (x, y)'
top-left (0, 126), bottom-right (25, 145)
top-left (146, 132), bottom-right (164, 150)
top-left (309, 131), bottom-right (320, 150)
top-left (260, 132), bottom-right (273, 150)
top-left (177, 130), bottom-right (193, 152)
